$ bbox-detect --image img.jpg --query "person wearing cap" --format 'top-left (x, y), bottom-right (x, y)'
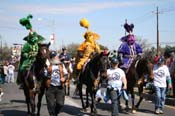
top-left (59, 48), bottom-right (71, 63)
top-left (73, 18), bottom-right (101, 80)
top-left (59, 47), bottom-right (71, 76)
top-left (153, 56), bottom-right (172, 114)
top-left (118, 23), bottom-right (142, 73)
top-left (16, 15), bottom-right (45, 88)
top-left (45, 50), bottom-right (65, 116)
top-left (106, 56), bottom-right (127, 116)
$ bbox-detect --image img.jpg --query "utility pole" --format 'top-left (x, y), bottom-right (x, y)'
top-left (0, 35), bottom-right (2, 63)
top-left (156, 6), bottom-right (160, 54)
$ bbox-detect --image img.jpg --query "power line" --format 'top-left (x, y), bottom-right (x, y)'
top-left (129, 11), bottom-right (154, 24)
top-left (159, 7), bottom-right (175, 13)
top-left (149, 42), bottom-right (175, 45)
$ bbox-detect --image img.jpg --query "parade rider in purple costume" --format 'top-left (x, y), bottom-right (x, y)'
top-left (118, 23), bottom-right (143, 73)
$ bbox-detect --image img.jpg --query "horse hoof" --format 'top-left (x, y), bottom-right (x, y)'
top-left (91, 112), bottom-right (97, 116)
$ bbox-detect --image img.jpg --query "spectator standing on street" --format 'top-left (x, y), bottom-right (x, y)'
top-left (3, 61), bottom-right (8, 83)
top-left (153, 56), bottom-right (172, 114)
top-left (46, 51), bottom-right (65, 116)
top-left (7, 62), bottom-right (15, 83)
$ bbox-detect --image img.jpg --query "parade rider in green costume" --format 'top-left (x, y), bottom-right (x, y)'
top-left (17, 14), bottom-right (45, 89)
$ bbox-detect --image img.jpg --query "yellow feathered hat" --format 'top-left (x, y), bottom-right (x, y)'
top-left (84, 31), bottom-right (100, 40)
top-left (80, 18), bottom-right (100, 39)
top-left (80, 18), bottom-right (89, 29)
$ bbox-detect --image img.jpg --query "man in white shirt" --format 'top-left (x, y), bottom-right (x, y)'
top-left (106, 56), bottom-right (127, 116)
top-left (45, 51), bottom-right (65, 116)
top-left (153, 56), bottom-right (172, 114)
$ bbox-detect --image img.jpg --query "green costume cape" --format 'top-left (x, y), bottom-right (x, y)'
top-left (17, 14), bottom-right (45, 84)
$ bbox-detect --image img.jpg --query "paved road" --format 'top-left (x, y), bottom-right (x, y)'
top-left (0, 74), bottom-right (175, 116)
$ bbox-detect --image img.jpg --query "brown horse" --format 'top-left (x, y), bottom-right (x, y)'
top-left (62, 61), bottom-right (72, 96)
top-left (22, 43), bottom-right (50, 116)
top-left (123, 56), bottom-right (153, 113)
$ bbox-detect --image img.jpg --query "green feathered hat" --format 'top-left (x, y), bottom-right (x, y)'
top-left (23, 32), bottom-right (45, 43)
top-left (19, 14), bottom-right (33, 30)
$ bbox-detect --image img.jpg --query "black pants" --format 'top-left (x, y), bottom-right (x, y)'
top-left (46, 85), bottom-right (65, 116)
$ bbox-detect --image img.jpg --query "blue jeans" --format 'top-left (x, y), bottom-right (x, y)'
top-left (154, 86), bottom-right (166, 110)
top-left (109, 89), bottom-right (119, 116)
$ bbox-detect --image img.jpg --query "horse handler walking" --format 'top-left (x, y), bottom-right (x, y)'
top-left (106, 56), bottom-right (127, 116)
top-left (45, 51), bottom-right (65, 116)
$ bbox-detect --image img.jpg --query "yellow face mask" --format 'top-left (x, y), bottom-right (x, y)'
top-left (86, 34), bottom-right (94, 44)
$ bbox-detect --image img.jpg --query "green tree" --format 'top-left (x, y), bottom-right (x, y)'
top-left (0, 42), bottom-right (11, 64)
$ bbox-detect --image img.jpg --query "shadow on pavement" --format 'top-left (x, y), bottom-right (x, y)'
top-left (0, 110), bottom-right (27, 116)
top-left (137, 108), bottom-right (156, 115)
top-left (10, 99), bottom-right (25, 104)
top-left (61, 104), bottom-right (109, 116)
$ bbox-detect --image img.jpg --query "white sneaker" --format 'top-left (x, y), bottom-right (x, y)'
top-left (159, 109), bottom-right (164, 114)
top-left (155, 109), bottom-right (160, 114)
top-left (0, 92), bottom-right (4, 97)
top-left (0, 92), bottom-right (4, 102)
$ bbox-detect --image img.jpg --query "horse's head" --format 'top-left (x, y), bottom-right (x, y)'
top-left (97, 51), bottom-right (110, 78)
top-left (136, 57), bottom-right (154, 80)
top-left (37, 42), bottom-right (50, 61)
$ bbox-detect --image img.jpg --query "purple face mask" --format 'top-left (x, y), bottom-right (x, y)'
top-left (127, 35), bottom-right (135, 45)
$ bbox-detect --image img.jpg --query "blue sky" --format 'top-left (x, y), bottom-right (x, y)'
top-left (0, 0), bottom-right (175, 50)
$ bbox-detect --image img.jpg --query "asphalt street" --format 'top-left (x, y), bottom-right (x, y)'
top-left (0, 73), bottom-right (175, 116)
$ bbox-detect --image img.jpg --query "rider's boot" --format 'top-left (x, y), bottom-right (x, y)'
top-left (137, 77), bottom-right (144, 86)
top-left (94, 79), bottom-right (99, 90)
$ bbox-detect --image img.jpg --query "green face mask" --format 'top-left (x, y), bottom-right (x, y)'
top-left (28, 32), bottom-right (38, 44)
top-left (30, 36), bottom-right (38, 44)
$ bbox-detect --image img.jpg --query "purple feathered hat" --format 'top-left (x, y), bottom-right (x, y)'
top-left (123, 23), bottom-right (135, 45)
top-left (124, 23), bottom-right (134, 34)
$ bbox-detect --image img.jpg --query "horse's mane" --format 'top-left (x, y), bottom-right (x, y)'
top-left (87, 53), bottom-right (100, 76)
top-left (81, 52), bottom-right (102, 82)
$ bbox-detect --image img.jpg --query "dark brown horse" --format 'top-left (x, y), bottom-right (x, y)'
top-left (22, 42), bottom-right (50, 116)
top-left (77, 51), bottom-right (109, 116)
top-left (123, 56), bottom-right (153, 113)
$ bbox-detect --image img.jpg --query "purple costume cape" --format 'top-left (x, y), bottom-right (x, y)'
top-left (118, 42), bottom-right (142, 69)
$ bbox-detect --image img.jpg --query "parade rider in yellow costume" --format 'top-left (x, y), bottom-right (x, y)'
top-left (74, 18), bottom-right (101, 80)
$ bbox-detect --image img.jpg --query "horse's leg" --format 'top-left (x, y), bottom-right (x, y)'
top-left (23, 87), bottom-right (31, 115)
top-left (66, 67), bottom-right (71, 96)
top-left (89, 88), bottom-right (97, 115)
top-left (73, 83), bottom-right (79, 97)
top-left (130, 87), bottom-right (136, 113)
top-left (78, 83), bottom-right (85, 110)
top-left (67, 73), bottom-right (71, 96)
top-left (85, 87), bottom-right (89, 108)
top-left (29, 90), bottom-right (36, 116)
top-left (135, 84), bottom-right (144, 109)
top-left (64, 80), bottom-right (67, 95)
top-left (37, 86), bottom-right (45, 116)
